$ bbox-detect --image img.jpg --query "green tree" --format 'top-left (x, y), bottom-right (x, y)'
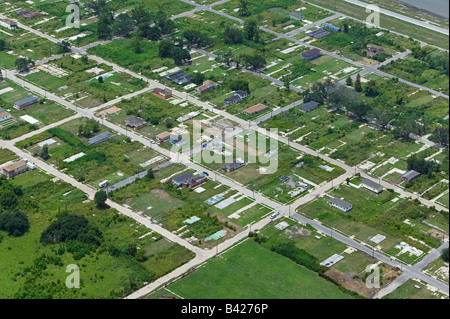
top-left (0, 211), bottom-right (30, 237)
top-left (112, 13), bottom-right (134, 37)
top-left (40, 144), bottom-right (50, 160)
top-left (354, 73), bottom-right (362, 92)
top-left (238, 0), bottom-right (250, 17)
top-left (442, 248), bottom-right (449, 263)
top-left (57, 40), bottom-right (72, 54)
top-left (146, 169), bottom-right (155, 180)
top-left (346, 76), bottom-right (353, 87)
top-left (244, 19), bottom-right (259, 41)
top-left (94, 190), bottom-right (108, 208)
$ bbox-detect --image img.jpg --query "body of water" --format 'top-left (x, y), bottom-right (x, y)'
top-left (400, 0), bottom-right (449, 18)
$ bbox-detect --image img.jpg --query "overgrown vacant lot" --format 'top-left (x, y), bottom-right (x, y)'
top-left (164, 239), bottom-right (354, 299)
top-left (380, 46), bottom-right (449, 95)
top-left (299, 183), bottom-right (449, 263)
top-left (20, 55), bottom-right (147, 108)
top-left (258, 218), bottom-right (402, 298)
top-left (15, 118), bottom-right (166, 187)
top-left (0, 148), bottom-right (18, 164)
top-left (0, 169), bottom-right (194, 299)
top-left (0, 29), bottom-right (58, 70)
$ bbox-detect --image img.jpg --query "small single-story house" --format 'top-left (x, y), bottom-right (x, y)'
top-left (153, 88), bottom-right (172, 100)
top-left (329, 197), bottom-right (352, 212)
top-left (0, 18), bottom-right (18, 30)
top-left (361, 178), bottom-right (383, 194)
top-left (125, 117), bottom-right (147, 130)
top-left (172, 173), bottom-right (207, 189)
top-left (195, 80), bottom-right (216, 95)
top-left (172, 173), bottom-right (194, 187)
top-left (156, 131), bottom-right (171, 143)
top-left (244, 103), bottom-right (268, 115)
top-left (166, 70), bottom-right (186, 81)
top-left (299, 101), bottom-right (319, 113)
top-left (402, 170), bottom-right (421, 183)
top-left (224, 90), bottom-right (248, 106)
top-left (290, 12), bottom-right (305, 21)
top-left (301, 48), bottom-right (321, 61)
top-left (0, 111), bottom-right (12, 123)
top-left (14, 96), bottom-right (39, 110)
top-left (306, 28), bottom-right (331, 39)
top-left (88, 131), bottom-right (111, 145)
top-left (175, 75), bottom-right (193, 85)
top-left (222, 160), bottom-right (246, 173)
top-left (323, 23), bottom-right (341, 32)
top-left (2, 160), bottom-right (28, 179)
top-left (17, 10), bottom-right (29, 16)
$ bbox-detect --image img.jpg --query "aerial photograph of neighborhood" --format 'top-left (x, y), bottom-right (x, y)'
top-left (0, 0), bottom-right (448, 307)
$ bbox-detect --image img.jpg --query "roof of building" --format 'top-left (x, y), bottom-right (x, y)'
top-left (98, 106), bottom-right (121, 116)
top-left (167, 70), bottom-right (186, 80)
top-left (329, 197), bottom-right (352, 209)
top-left (290, 12), bottom-right (305, 19)
top-left (175, 75), bottom-right (193, 84)
top-left (156, 131), bottom-right (171, 140)
top-left (306, 28), bottom-right (331, 39)
top-left (299, 101), bottom-right (319, 112)
top-left (1, 18), bottom-right (17, 26)
top-left (323, 23), bottom-right (340, 30)
top-left (222, 160), bottom-right (245, 170)
top-left (0, 111), bottom-right (11, 118)
top-left (362, 178), bottom-right (383, 191)
top-left (172, 173), bottom-right (194, 185)
top-left (15, 96), bottom-right (38, 106)
top-left (224, 95), bottom-right (241, 104)
top-left (235, 90), bottom-right (248, 97)
top-left (153, 88), bottom-right (172, 95)
top-left (3, 160), bottom-right (27, 172)
top-left (402, 170), bottom-right (421, 181)
top-left (88, 131), bottom-right (111, 145)
top-left (302, 48), bottom-right (321, 57)
top-left (125, 116), bottom-right (146, 127)
top-left (244, 103), bottom-right (268, 115)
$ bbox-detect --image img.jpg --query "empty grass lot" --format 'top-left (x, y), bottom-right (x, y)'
top-left (167, 239), bottom-right (353, 299)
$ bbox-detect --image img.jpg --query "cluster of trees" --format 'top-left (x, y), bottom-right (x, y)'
top-left (412, 46), bottom-right (449, 76)
top-left (40, 214), bottom-right (103, 259)
top-left (407, 154), bottom-right (440, 176)
top-left (78, 119), bottom-right (100, 138)
top-left (0, 176), bottom-right (29, 237)
top-left (15, 57), bottom-right (35, 73)
top-left (238, 52), bottom-right (266, 70)
top-left (181, 30), bottom-right (213, 49)
top-left (0, 39), bottom-right (7, 51)
top-left (158, 39), bottom-right (191, 65)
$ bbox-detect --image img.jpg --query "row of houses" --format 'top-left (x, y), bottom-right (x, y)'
top-left (171, 172), bottom-right (208, 189)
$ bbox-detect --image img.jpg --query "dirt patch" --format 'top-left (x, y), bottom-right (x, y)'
top-left (427, 228), bottom-right (449, 241)
top-left (325, 268), bottom-right (376, 298)
top-left (125, 198), bottom-right (133, 205)
top-left (284, 225), bottom-right (312, 239)
top-left (151, 189), bottom-right (173, 203)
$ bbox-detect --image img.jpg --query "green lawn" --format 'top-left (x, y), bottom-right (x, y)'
top-left (167, 239), bottom-right (353, 299)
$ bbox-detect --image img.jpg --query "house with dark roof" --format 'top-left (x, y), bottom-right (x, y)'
top-left (170, 134), bottom-right (187, 147)
top-left (402, 170), bottom-right (421, 183)
top-left (224, 90), bottom-right (248, 106)
top-left (306, 28), bottom-right (331, 39)
top-left (365, 46), bottom-right (385, 58)
top-left (166, 70), bottom-right (186, 81)
top-left (290, 12), bottom-right (305, 21)
top-left (171, 173), bottom-right (207, 189)
top-left (125, 117), bottom-right (147, 130)
top-left (222, 160), bottom-right (246, 172)
top-left (301, 48), bottom-right (321, 61)
top-left (14, 96), bottom-right (39, 110)
top-left (329, 197), bottom-right (352, 212)
top-left (88, 132), bottom-right (111, 145)
top-left (23, 12), bottom-right (42, 20)
top-left (299, 101), bottom-right (319, 113)
top-left (361, 178), bottom-right (383, 194)
top-left (175, 74), bottom-right (193, 85)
